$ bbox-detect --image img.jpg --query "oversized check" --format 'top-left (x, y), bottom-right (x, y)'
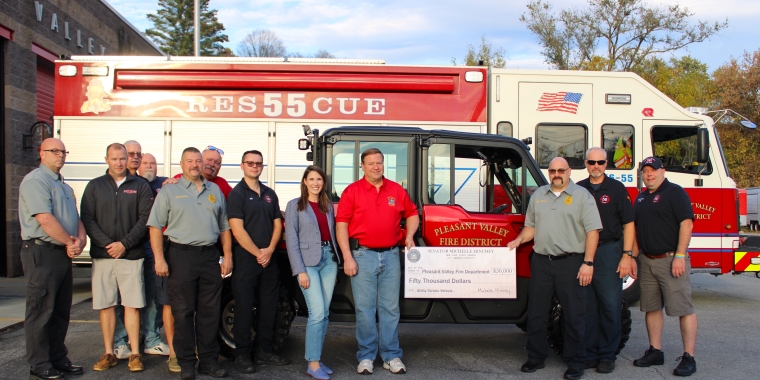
top-left (404, 247), bottom-right (516, 299)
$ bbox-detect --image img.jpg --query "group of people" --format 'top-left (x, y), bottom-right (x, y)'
top-left (508, 148), bottom-right (699, 379)
top-left (19, 140), bottom-right (417, 380)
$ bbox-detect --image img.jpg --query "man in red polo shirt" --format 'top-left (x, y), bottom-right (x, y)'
top-left (336, 147), bottom-right (419, 375)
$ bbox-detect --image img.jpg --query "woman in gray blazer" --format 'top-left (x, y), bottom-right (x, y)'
top-left (285, 165), bottom-right (340, 380)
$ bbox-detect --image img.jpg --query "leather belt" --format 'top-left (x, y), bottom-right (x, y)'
top-left (360, 245), bottom-right (397, 252)
top-left (643, 252), bottom-right (675, 259)
top-left (546, 253), bottom-right (581, 261)
top-left (24, 239), bottom-right (66, 251)
top-left (169, 241), bottom-right (215, 252)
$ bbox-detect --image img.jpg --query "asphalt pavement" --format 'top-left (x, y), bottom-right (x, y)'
top-left (0, 272), bottom-right (758, 379)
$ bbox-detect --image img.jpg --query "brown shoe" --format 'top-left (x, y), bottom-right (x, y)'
top-left (167, 354), bottom-right (181, 373)
top-left (93, 353), bottom-right (117, 371)
top-left (128, 354), bottom-right (144, 372)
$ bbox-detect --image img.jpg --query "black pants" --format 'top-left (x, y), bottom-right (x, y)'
top-left (526, 252), bottom-right (588, 369)
top-left (231, 246), bottom-right (280, 357)
top-left (166, 246), bottom-right (222, 369)
top-left (21, 242), bottom-right (73, 372)
top-left (585, 240), bottom-right (623, 361)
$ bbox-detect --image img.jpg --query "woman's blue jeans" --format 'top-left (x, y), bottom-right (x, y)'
top-left (300, 245), bottom-right (338, 362)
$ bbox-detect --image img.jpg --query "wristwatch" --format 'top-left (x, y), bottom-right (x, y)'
top-left (623, 250), bottom-right (633, 257)
top-left (583, 261), bottom-right (594, 267)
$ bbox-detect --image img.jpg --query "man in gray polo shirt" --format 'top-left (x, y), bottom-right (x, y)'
top-left (147, 147), bottom-right (232, 380)
top-left (19, 138), bottom-right (87, 380)
top-left (508, 157), bottom-right (602, 380)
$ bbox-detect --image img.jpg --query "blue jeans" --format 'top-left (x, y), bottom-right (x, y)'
top-left (300, 245), bottom-right (338, 362)
top-left (114, 253), bottom-right (163, 348)
top-left (585, 240), bottom-right (623, 361)
top-left (350, 247), bottom-right (402, 362)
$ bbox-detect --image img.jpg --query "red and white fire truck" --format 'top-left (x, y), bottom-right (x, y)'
top-left (53, 56), bottom-right (759, 276)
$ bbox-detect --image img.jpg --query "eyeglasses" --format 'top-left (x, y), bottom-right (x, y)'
top-left (206, 145), bottom-right (224, 156)
top-left (243, 161), bottom-right (264, 168)
top-left (128, 151), bottom-right (142, 158)
top-left (548, 168), bottom-right (569, 175)
top-left (42, 149), bottom-right (69, 156)
top-left (586, 160), bottom-right (607, 166)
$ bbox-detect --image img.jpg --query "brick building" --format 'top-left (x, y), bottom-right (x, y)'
top-left (1, 0), bottom-right (164, 276)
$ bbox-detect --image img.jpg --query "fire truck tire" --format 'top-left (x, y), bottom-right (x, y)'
top-left (218, 284), bottom-right (295, 359)
top-left (622, 276), bottom-right (641, 305)
top-left (547, 296), bottom-right (632, 356)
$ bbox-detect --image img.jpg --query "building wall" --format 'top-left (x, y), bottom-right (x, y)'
top-left (1, 0), bottom-right (163, 276)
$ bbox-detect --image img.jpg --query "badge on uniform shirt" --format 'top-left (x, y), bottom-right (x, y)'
top-left (564, 196), bottom-right (573, 205)
top-left (653, 195), bottom-right (661, 203)
top-left (388, 196), bottom-right (396, 206)
top-left (209, 194), bottom-right (216, 203)
top-left (600, 195), bottom-right (610, 204)
top-left (264, 195), bottom-right (272, 203)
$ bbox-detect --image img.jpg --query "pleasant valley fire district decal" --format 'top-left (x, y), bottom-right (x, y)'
top-left (600, 195), bottom-right (610, 204)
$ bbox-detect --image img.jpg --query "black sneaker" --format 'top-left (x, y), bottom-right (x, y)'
top-left (197, 363), bottom-right (228, 378)
top-left (585, 359), bottom-right (599, 369)
top-left (255, 347), bottom-right (291, 366)
top-left (673, 353), bottom-right (696, 377)
top-left (633, 346), bottom-right (664, 367)
top-left (597, 360), bottom-right (615, 373)
top-left (519, 359), bottom-right (545, 373)
top-left (234, 354), bottom-right (255, 374)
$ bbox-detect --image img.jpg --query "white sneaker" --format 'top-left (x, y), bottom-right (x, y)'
top-left (144, 342), bottom-right (170, 356)
top-left (113, 344), bottom-right (132, 360)
top-left (357, 359), bottom-right (374, 375)
top-left (383, 357), bottom-right (406, 374)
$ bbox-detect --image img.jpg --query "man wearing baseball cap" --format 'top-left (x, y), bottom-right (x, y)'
top-left (631, 156), bottom-right (698, 377)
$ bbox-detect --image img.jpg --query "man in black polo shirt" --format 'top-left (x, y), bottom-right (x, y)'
top-left (632, 156), bottom-right (697, 377)
top-left (577, 147), bottom-right (635, 374)
top-left (228, 150), bottom-right (290, 374)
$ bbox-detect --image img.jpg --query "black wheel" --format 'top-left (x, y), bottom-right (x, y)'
top-left (547, 296), bottom-right (631, 356)
top-left (218, 283), bottom-right (295, 359)
top-left (622, 275), bottom-right (640, 305)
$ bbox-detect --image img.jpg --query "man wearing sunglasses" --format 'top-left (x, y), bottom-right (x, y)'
top-left (508, 157), bottom-right (602, 380)
top-left (577, 147), bottom-right (635, 374)
top-left (124, 140), bottom-right (143, 176)
top-left (170, 146), bottom-right (232, 200)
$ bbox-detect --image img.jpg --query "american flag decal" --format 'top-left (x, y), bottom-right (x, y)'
top-left (537, 92), bottom-right (583, 114)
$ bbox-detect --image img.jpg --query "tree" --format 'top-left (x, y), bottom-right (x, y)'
top-left (287, 50), bottom-right (336, 59)
top-left (452, 36), bottom-right (507, 68)
top-left (145, 0), bottom-right (230, 56)
top-left (237, 29), bottom-right (286, 57)
top-left (520, 0), bottom-right (727, 71)
top-left (633, 56), bottom-right (714, 109)
top-left (711, 50), bottom-right (760, 187)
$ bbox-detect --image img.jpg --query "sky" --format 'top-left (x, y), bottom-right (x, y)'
top-left (107, 0), bottom-right (760, 72)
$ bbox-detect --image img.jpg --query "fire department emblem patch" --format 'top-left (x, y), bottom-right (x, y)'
top-left (600, 195), bottom-right (610, 204)
top-left (407, 249), bottom-right (421, 263)
top-left (264, 195), bottom-right (272, 203)
top-left (653, 195), bottom-right (661, 203)
top-left (564, 196), bottom-right (573, 205)
top-left (388, 196), bottom-right (396, 206)
top-left (208, 194), bottom-right (216, 203)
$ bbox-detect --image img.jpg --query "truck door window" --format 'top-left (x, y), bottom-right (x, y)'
top-left (330, 140), bottom-right (410, 201)
top-left (535, 124), bottom-right (587, 168)
top-left (331, 141), bottom-right (356, 200)
top-left (427, 144), bottom-right (452, 205)
top-left (651, 126), bottom-right (712, 175)
top-left (602, 124), bottom-right (634, 169)
top-left (359, 142), bottom-right (409, 190)
top-left (497, 122), bottom-right (513, 137)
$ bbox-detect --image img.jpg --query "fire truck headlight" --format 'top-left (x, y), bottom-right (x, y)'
top-left (465, 71), bottom-right (484, 83)
top-left (298, 138), bottom-right (310, 150)
top-left (58, 65), bottom-right (77, 77)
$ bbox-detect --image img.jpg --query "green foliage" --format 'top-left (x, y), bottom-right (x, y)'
top-left (452, 36), bottom-right (506, 68)
top-left (146, 0), bottom-right (230, 56)
top-left (711, 50), bottom-right (760, 187)
top-left (633, 56), bottom-right (714, 108)
top-left (521, 0), bottom-right (727, 71)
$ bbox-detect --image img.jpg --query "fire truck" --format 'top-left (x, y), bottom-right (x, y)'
top-left (51, 56), bottom-right (755, 353)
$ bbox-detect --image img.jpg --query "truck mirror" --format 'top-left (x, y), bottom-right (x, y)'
top-left (697, 129), bottom-right (709, 163)
top-left (306, 151), bottom-right (313, 161)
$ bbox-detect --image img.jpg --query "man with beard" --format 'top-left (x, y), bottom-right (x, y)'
top-left (507, 157), bottom-right (602, 380)
top-left (577, 147), bottom-right (635, 374)
top-left (148, 147), bottom-right (233, 379)
top-left (172, 146), bottom-right (232, 199)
